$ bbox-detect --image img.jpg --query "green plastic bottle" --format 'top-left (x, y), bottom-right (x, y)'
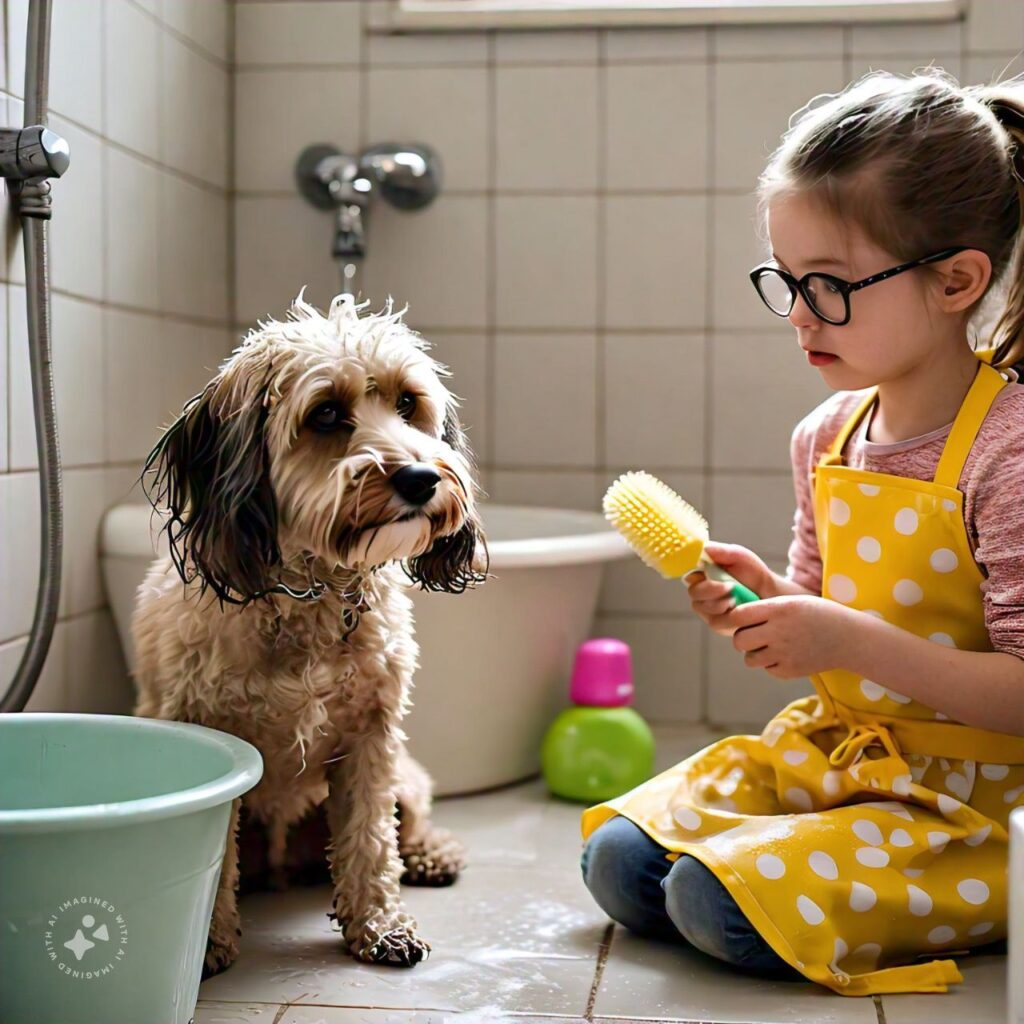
top-left (541, 637), bottom-right (655, 803)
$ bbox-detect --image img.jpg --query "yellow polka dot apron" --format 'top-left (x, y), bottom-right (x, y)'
top-left (582, 352), bottom-right (1024, 995)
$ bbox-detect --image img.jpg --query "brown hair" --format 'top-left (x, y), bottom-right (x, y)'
top-left (756, 67), bottom-right (1024, 372)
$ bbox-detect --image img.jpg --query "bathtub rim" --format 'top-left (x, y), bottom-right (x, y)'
top-left (101, 502), bottom-right (634, 570)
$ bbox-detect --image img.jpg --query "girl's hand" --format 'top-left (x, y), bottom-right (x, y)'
top-left (686, 542), bottom-right (776, 636)
top-left (727, 595), bottom-right (856, 679)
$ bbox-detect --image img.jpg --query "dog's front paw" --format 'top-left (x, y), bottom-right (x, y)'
top-left (201, 932), bottom-right (239, 980)
top-left (348, 916), bottom-right (431, 967)
top-left (400, 826), bottom-right (466, 887)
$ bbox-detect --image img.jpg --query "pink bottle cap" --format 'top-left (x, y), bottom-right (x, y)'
top-left (570, 637), bottom-right (634, 707)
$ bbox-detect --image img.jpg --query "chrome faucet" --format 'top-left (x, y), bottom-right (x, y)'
top-left (295, 142), bottom-right (441, 298)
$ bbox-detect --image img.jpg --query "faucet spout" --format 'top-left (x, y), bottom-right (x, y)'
top-left (333, 201), bottom-right (366, 259)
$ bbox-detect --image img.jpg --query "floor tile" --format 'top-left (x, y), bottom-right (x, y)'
top-left (649, 728), bottom-right (730, 773)
top-left (198, 865), bottom-right (605, 1016)
top-left (430, 778), bottom-right (550, 867)
top-left (282, 1009), bottom-right (586, 1023)
top-left (879, 951), bottom-right (1006, 1023)
top-left (194, 725), bottom-right (1004, 1022)
top-left (593, 928), bottom-right (878, 1023)
top-left (193, 1002), bottom-right (282, 1023)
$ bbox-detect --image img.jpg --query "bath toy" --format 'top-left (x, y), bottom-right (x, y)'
top-left (541, 637), bottom-right (655, 802)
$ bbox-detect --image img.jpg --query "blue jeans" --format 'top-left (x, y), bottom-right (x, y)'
top-left (581, 815), bottom-right (800, 977)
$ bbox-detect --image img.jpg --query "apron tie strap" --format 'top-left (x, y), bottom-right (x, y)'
top-left (829, 722), bottom-right (903, 770)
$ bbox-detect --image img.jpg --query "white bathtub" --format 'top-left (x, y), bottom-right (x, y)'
top-left (101, 503), bottom-right (632, 796)
top-left (404, 505), bottom-right (632, 795)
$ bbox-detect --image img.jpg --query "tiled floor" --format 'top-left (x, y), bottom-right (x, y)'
top-left (194, 727), bottom-right (1007, 1024)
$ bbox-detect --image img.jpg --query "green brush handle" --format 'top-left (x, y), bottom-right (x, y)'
top-left (697, 559), bottom-right (760, 605)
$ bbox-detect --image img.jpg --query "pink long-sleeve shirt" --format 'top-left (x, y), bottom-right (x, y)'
top-left (786, 369), bottom-right (1024, 660)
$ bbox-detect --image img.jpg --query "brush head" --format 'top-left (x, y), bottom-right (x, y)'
top-left (602, 471), bottom-right (709, 580)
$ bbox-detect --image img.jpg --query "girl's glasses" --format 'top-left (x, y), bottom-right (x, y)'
top-left (749, 246), bottom-right (968, 326)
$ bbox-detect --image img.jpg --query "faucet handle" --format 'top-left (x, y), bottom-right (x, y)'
top-left (358, 143), bottom-right (441, 210)
top-left (0, 125), bottom-right (70, 181)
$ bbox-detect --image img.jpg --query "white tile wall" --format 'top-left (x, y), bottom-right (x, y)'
top-left (159, 174), bottom-right (229, 321)
top-left (425, 331), bottom-right (490, 460)
top-left (363, 195), bottom-right (488, 328)
top-left (602, 333), bottom-right (705, 469)
top-left (495, 195), bottom-right (598, 329)
top-left (9, 288), bottom-right (106, 470)
top-left (605, 62), bottom-right (708, 191)
top-left (48, 115), bottom-right (105, 301)
top-left (494, 332), bottom-right (597, 467)
top-left (235, 195), bottom-right (341, 324)
top-left (49, 0), bottom-right (103, 132)
top-left (160, 0), bottom-right (230, 63)
top-left (104, 148), bottom-right (162, 309)
top-left (713, 58), bottom-right (846, 193)
top-left (495, 65), bottom-right (599, 190)
top-left (234, 68), bottom-right (361, 192)
top-left (104, 308), bottom-right (174, 463)
top-left (104, 0), bottom-right (162, 161)
top-left (160, 32), bottom-right (230, 188)
top-left (5, 0), bottom-right (1019, 726)
top-left (367, 66), bottom-right (489, 191)
top-left (709, 331), bottom-right (832, 472)
top-left (227, 0), bottom-right (1024, 726)
top-left (604, 25), bottom-right (707, 62)
top-left (603, 195), bottom-right (708, 328)
top-left (1, 0), bottom-right (233, 713)
top-left (236, 0), bottom-right (361, 67)
top-left (4, 0), bottom-right (25, 99)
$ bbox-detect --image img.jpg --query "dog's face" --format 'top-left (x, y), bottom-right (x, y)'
top-left (144, 294), bottom-right (487, 605)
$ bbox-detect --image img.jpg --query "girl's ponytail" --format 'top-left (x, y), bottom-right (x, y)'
top-left (978, 91), bottom-right (1024, 374)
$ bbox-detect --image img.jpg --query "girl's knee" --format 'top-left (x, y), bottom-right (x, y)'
top-left (580, 817), bottom-right (680, 941)
top-left (580, 815), bottom-right (649, 886)
top-left (662, 855), bottom-right (789, 974)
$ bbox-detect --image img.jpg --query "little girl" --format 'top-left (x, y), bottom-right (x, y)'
top-left (580, 69), bottom-right (1024, 996)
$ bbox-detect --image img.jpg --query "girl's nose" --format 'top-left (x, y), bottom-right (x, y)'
top-left (787, 291), bottom-right (820, 330)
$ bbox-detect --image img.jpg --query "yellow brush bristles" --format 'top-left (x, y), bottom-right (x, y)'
top-left (602, 471), bottom-right (710, 580)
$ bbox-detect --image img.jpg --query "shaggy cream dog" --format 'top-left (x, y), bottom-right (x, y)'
top-left (131, 293), bottom-right (487, 976)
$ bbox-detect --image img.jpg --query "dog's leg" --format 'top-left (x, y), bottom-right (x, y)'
top-left (202, 796), bottom-right (243, 980)
top-left (324, 715), bottom-right (430, 968)
top-left (394, 747), bottom-right (466, 887)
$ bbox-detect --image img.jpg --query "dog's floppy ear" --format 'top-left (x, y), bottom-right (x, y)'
top-left (140, 348), bottom-right (281, 606)
top-left (405, 404), bottom-right (489, 594)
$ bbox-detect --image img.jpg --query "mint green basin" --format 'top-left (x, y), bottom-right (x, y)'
top-left (0, 713), bottom-right (263, 1024)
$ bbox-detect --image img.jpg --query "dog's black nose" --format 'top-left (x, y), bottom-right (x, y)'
top-left (391, 463), bottom-right (442, 506)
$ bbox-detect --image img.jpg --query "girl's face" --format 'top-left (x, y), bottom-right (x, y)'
top-left (765, 192), bottom-right (943, 390)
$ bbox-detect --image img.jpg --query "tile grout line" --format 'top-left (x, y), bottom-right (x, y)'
top-left (584, 921), bottom-right (615, 1021)
top-left (699, 27), bottom-right (717, 724)
top-left (484, 25), bottom-right (497, 475)
top-left (594, 28), bottom-right (607, 486)
top-left (226, 0), bottom-right (238, 342)
top-left (873, 992), bottom-right (888, 1024)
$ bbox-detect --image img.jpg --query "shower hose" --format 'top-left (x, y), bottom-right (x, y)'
top-left (1, 0), bottom-right (71, 712)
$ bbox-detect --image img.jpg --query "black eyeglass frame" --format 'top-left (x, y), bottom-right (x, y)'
top-left (749, 246), bottom-right (969, 326)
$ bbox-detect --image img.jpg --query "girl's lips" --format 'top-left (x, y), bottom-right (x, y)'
top-left (807, 350), bottom-right (838, 366)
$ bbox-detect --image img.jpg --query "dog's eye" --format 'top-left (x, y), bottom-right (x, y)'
top-left (306, 401), bottom-right (350, 433)
top-left (397, 392), bottom-right (417, 420)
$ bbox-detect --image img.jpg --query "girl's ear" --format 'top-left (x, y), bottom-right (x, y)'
top-left (141, 348), bottom-right (281, 606)
top-left (937, 248), bottom-right (992, 313)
